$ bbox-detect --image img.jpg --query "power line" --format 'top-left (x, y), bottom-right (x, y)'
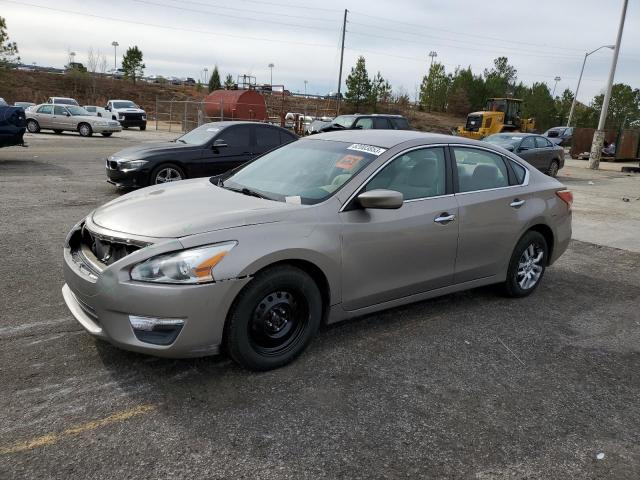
top-left (187, 0), bottom-right (338, 13)
top-left (130, 0), bottom-right (338, 31)
top-left (347, 29), bottom-right (581, 61)
top-left (161, 0), bottom-right (338, 23)
top-left (349, 10), bottom-right (586, 53)
top-left (4, 1), bottom-right (339, 49)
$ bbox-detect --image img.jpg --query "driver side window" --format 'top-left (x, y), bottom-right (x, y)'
top-left (217, 125), bottom-right (251, 148)
top-left (54, 105), bottom-right (66, 115)
top-left (365, 147), bottom-right (446, 200)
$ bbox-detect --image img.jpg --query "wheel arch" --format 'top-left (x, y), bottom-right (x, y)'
top-left (526, 223), bottom-right (555, 265)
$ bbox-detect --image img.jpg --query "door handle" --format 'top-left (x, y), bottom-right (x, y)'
top-left (434, 213), bottom-right (455, 225)
top-left (510, 199), bottom-right (526, 208)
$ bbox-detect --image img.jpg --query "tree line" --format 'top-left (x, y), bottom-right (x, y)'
top-left (345, 55), bottom-right (639, 131)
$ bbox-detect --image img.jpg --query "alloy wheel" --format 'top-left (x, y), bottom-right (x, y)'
top-left (516, 243), bottom-right (544, 290)
top-left (154, 167), bottom-right (183, 184)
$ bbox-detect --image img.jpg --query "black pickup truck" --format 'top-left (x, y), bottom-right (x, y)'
top-left (0, 103), bottom-right (27, 148)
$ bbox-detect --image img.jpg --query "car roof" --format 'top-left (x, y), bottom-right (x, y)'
top-left (309, 130), bottom-right (479, 148)
top-left (489, 132), bottom-right (538, 137)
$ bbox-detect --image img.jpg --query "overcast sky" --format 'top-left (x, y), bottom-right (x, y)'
top-left (2, 0), bottom-right (638, 104)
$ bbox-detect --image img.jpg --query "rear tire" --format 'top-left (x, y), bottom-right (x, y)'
top-left (547, 160), bottom-right (560, 177)
top-left (78, 123), bottom-right (92, 137)
top-left (225, 265), bottom-right (323, 371)
top-left (502, 231), bottom-right (548, 298)
top-left (140, 125), bottom-right (146, 131)
top-left (26, 119), bottom-right (40, 133)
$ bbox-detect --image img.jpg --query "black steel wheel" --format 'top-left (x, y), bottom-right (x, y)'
top-left (225, 265), bottom-right (323, 370)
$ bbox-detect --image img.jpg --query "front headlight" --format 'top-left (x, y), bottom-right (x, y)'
top-left (119, 159), bottom-right (148, 171)
top-left (130, 242), bottom-right (237, 284)
top-left (142, 115), bottom-right (147, 120)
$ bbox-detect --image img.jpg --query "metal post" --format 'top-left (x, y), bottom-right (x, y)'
top-left (155, 96), bottom-right (158, 130)
top-left (183, 101), bottom-right (187, 133)
top-left (168, 100), bottom-right (172, 132)
top-left (220, 100), bottom-right (223, 122)
top-left (567, 54), bottom-right (587, 127)
top-left (336, 9), bottom-right (348, 115)
top-left (552, 76), bottom-right (561, 97)
top-left (589, 0), bottom-right (628, 170)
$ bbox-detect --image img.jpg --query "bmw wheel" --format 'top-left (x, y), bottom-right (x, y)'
top-left (151, 163), bottom-right (185, 184)
top-left (225, 265), bottom-right (323, 371)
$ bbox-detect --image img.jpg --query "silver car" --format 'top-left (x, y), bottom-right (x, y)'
top-left (62, 130), bottom-right (572, 370)
top-left (26, 104), bottom-right (122, 137)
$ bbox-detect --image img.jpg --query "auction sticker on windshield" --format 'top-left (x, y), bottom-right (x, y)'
top-left (347, 144), bottom-right (386, 156)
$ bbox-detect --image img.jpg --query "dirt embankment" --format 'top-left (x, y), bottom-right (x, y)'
top-left (0, 70), bottom-right (465, 133)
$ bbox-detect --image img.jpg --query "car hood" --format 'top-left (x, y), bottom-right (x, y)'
top-left (91, 178), bottom-right (294, 238)
top-left (111, 141), bottom-right (197, 159)
top-left (75, 115), bottom-right (112, 123)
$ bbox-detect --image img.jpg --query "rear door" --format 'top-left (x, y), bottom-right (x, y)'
top-left (534, 136), bottom-right (554, 170)
top-left (254, 125), bottom-right (283, 156)
top-left (201, 124), bottom-right (254, 175)
top-left (451, 146), bottom-right (530, 283)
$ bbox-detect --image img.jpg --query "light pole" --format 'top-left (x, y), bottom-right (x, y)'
top-left (111, 41), bottom-right (119, 71)
top-left (589, 0), bottom-right (628, 170)
top-left (566, 44), bottom-right (615, 127)
top-left (203, 67), bottom-right (208, 85)
top-left (268, 63), bottom-right (274, 87)
top-left (552, 76), bottom-right (561, 97)
top-left (428, 51), bottom-right (437, 68)
top-left (69, 51), bottom-right (76, 68)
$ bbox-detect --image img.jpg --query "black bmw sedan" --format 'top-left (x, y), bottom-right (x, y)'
top-left (106, 121), bottom-right (298, 187)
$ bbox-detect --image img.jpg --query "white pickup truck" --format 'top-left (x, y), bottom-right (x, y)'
top-left (97, 100), bottom-right (147, 130)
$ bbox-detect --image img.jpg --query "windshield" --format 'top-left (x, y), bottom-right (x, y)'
top-left (113, 101), bottom-right (137, 109)
top-left (222, 140), bottom-right (383, 205)
top-left (66, 106), bottom-right (90, 116)
top-left (332, 115), bottom-right (355, 128)
top-left (484, 134), bottom-right (523, 149)
top-left (176, 124), bottom-right (220, 145)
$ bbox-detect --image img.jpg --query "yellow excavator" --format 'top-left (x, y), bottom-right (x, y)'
top-left (456, 98), bottom-right (535, 140)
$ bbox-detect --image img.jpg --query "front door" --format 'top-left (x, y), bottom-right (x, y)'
top-left (340, 146), bottom-right (459, 311)
top-left (516, 136), bottom-right (540, 167)
top-left (201, 124), bottom-right (254, 176)
top-left (451, 146), bottom-right (530, 283)
top-left (52, 105), bottom-right (71, 130)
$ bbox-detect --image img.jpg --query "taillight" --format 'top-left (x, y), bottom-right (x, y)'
top-left (556, 190), bottom-right (573, 210)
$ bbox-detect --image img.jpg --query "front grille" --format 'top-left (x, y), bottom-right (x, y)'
top-left (79, 225), bottom-right (146, 268)
top-left (122, 113), bottom-right (143, 121)
top-left (465, 115), bottom-right (482, 132)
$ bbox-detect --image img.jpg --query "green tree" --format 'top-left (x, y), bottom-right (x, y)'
top-left (484, 57), bottom-right (517, 98)
top-left (208, 65), bottom-right (221, 92)
top-left (121, 46), bottom-right (145, 84)
top-left (370, 71), bottom-right (392, 111)
top-left (591, 83), bottom-right (640, 130)
top-left (0, 16), bottom-right (19, 68)
top-left (345, 56), bottom-right (371, 111)
top-left (522, 82), bottom-right (556, 131)
top-left (223, 74), bottom-right (235, 89)
top-left (554, 88), bottom-right (574, 125)
top-left (450, 66), bottom-right (486, 111)
top-left (419, 62), bottom-right (450, 112)
top-left (447, 86), bottom-right (471, 116)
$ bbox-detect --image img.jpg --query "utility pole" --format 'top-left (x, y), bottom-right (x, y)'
top-left (552, 76), bottom-right (561, 97)
top-left (268, 63), bottom-right (274, 88)
top-left (336, 9), bottom-right (348, 115)
top-left (588, 0), bottom-right (628, 170)
top-left (111, 41), bottom-right (119, 71)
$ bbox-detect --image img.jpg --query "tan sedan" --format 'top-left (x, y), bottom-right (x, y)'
top-left (26, 104), bottom-right (122, 137)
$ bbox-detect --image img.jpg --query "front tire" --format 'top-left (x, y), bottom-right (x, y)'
top-left (150, 163), bottom-right (185, 184)
top-left (547, 160), bottom-right (560, 177)
top-left (78, 123), bottom-right (93, 137)
top-left (26, 119), bottom-right (40, 133)
top-left (502, 231), bottom-right (548, 298)
top-left (225, 265), bottom-right (323, 371)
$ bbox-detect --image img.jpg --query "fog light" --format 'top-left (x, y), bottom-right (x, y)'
top-left (129, 315), bottom-right (184, 345)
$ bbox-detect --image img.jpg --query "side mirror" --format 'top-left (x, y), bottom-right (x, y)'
top-left (357, 189), bottom-right (403, 210)
top-left (213, 139), bottom-right (228, 148)
top-left (106, 105), bottom-right (111, 111)
top-left (65, 112), bottom-right (71, 117)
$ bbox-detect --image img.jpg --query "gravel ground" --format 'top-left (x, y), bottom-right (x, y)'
top-left (1, 132), bottom-right (639, 479)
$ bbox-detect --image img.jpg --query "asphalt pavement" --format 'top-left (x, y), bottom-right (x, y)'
top-left (1, 131), bottom-right (639, 479)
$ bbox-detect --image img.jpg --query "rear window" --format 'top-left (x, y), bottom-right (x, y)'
top-left (390, 117), bottom-right (410, 129)
top-left (509, 160), bottom-right (527, 184)
top-left (535, 137), bottom-right (552, 148)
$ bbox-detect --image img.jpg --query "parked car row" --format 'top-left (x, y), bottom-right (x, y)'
top-left (26, 104), bottom-right (122, 137)
top-left (63, 128), bottom-right (573, 371)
